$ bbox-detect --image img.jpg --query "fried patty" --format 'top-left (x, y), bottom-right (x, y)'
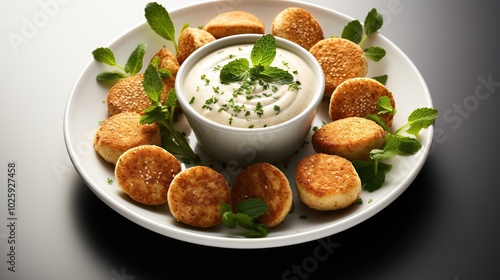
top-left (93, 111), bottom-right (161, 165)
top-left (203, 10), bottom-right (265, 38)
top-left (168, 166), bottom-right (231, 228)
top-left (329, 77), bottom-right (395, 126)
top-left (231, 162), bottom-right (292, 228)
top-left (115, 145), bottom-right (181, 205)
top-left (312, 117), bottom-right (386, 161)
top-left (295, 153), bottom-right (361, 211)
top-left (271, 7), bottom-right (324, 50)
top-left (309, 37), bottom-right (368, 98)
top-left (177, 27), bottom-right (216, 65)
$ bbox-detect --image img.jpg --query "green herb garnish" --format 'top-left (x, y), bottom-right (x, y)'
top-left (144, 2), bottom-right (178, 53)
top-left (219, 34), bottom-right (294, 85)
top-left (341, 8), bottom-right (386, 62)
top-left (221, 198), bottom-right (270, 238)
top-left (92, 42), bottom-right (147, 81)
top-left (353, 99), bottom-right (438, 192)
top-left (139, 57), bottom-right (200, 164)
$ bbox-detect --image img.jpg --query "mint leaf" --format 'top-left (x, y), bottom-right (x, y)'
top-left (398, 137), bottom-right (422, 155)
top-left (364, 46), bottom-right (386, 61)
top-left (253, 66), bottom-right (294, 85)
top-left (352, 160), bottom-right (392, 192)
top-left (125, 42), bottom-right (147, 75)
top-left (220, 198), bottom-right (270, 238)
top-left (365, 114), bottom-right (390, 132)
top-left (370, 134), bottom-right (401, 161)
top-left (376, 96), bottom-right (396, 115)
top-left (143, 63), bottom-right (164, 103)
top-left (96, 71), bottom-right (128, 81)
top-left (372, 74), bottom-right (388, 85)
top-left (245, 224), bottom-right (270, 238)
top-left (341, 20), bottom-right (363, 44)
top-left (363, 170), bottom-right (386, 192)
top-left (364, 8), bottom-right (383, 36)
top-left (141, 62), bottom-right (200, 164)
top-left (92, 47), bottom-right (118, 66)
top-left (236, 198), bottom-right (268, 219)
top-left (145, 2), bottom-right (178, 52)
top-left (251, 34), bottom-right (276, 66)
top-left (220, 58), bottom-right (250, 83)
top-left (164, 87), bottom-right (178, 107)
top-left (405, 108), bottom-right (439, 135)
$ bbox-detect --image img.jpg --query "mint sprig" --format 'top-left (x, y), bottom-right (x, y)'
top-left (341, 8), bottom-right (386, 62)
top-left (144, 2), bottom-right (178, 53)
top-left (219, 34), bottom-right (294, 85)
top-left (353, 98), bottom-right (438, 192)
top-left (139, 57), bottom-right (200, 164)
top-left (221, 198), bottom-right (270, 238)
top-left (92, 42), bottom-right (147, 81)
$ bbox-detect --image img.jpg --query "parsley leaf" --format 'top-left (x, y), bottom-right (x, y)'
top-left (221, 198), bottom-right (270, 238)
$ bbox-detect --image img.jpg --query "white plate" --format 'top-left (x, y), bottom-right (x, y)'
top-left (64, 0), bottom-right (433, 248)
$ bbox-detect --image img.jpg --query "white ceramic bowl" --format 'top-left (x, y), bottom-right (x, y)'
top-left (176, 34), bottom-right (324, 166)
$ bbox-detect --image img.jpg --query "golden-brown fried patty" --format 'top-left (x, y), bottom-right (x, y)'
top-left (329, 77), bottom-right (395, 126)
top-left (93, 111), bottom-right (161, 165)
top-left (115, 145), bottom-right (181, 205)
top-left (312, 117), bottom-right (386, 161)
top-left (271, 7), bottom-right (324, 50)
top-left (231, 162), bottom-right (292, 228)
top-left (177, 27), bottom-right (216, 65)
top-left (168, 166), bottom-right (231, 228)
top-left (151, 47), bottom-right (180, 78)
top-left (295, 153), bottom-right (361, 211)
top-left (106, 74), bottom-right (169, 116)
top-left (309, 37), bottom-right (368, 98)
top-left (203, 11), bottom-right (265, 38)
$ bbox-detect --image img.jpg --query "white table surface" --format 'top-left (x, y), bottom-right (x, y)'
top-left (2, 0), bottom-right (500, 279)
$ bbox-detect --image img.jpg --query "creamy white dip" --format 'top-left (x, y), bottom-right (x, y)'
top-left (182, 43), bottom-right (315, 128)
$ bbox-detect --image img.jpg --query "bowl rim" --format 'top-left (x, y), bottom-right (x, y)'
top-left (175, 33), bottom-right (325, 133)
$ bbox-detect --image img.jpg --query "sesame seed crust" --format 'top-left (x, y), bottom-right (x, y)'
top-left (93, 111), bottom-right (161, 165)
top-left (309, 37), bottom-right (368, 98)
top-left (271, 7), bottom-right (324, 50)
top-left (295, 153), bottom-right (361, 211)
top-left (231, 162), bottom-right (293, 228)
top-left (168, 166), bottom-right (231, 228)
top-left (115, 145), bottom-right (181, 205)
top-left (312, 117), bottom-right (387, 161)
top-left (329, 77), bottom-right (395, 126)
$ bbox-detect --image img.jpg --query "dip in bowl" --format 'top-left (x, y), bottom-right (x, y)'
top-left (176, 34), bottom-right (324, 166)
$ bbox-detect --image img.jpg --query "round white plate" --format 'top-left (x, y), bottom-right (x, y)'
top-left (64, 0), bottom-right (433, 248)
